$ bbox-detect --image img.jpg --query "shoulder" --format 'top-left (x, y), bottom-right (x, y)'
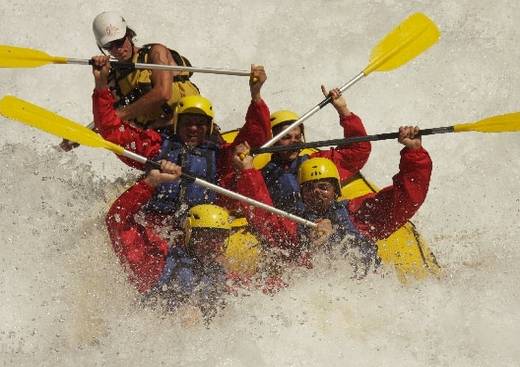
top-left (148, 43), bottom-right (174, 62)
top-left (148, 43), bottom-right (169, 53)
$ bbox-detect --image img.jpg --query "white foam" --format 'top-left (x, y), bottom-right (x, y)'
top-left (1, 1), bottom-right (519, 365)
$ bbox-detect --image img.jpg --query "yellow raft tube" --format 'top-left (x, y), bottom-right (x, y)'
top-left (221, 131), bottom-right (442, 283)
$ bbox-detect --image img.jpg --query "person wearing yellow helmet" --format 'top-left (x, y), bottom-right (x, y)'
top-left (92, 56), bottom-right (271, 226)
top-left (250, 85), bottom-right (371, 216)
top-left (232, 126), bottom-right (432, 272)
top-left (105, 160), bottom-right (260, 317)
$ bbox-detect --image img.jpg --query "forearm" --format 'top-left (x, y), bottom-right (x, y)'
top-left (92, 88), bottom-right (162, 164)
top-left (233, 99), bottom-right (272, 148)
top-left (350, 147), bottom-right (432, 240)
top-left (106, 180), bottom-right (155, 233)
top-left (312, 113), bottom-right (371, 180)
top-left (236, 169), bottom-right (299, 246)
top-left (118, 87), bottom-right (170, 121)
top-left (105, 180), bottom-right (168, 292)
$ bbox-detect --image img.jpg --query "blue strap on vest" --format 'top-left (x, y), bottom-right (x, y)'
top-left (298, 200), bottom-right (378, 263)
top-left (153, 245), bottom-right (227, 315)
top-left (155, 246), bottom-right (196, 292)
top-left (261, 155), bottom-right (309, 215)
top-left (145, 136), bottom-right (217, 216)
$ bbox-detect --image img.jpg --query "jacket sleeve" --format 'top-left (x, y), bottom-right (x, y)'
top-left (105, 180), bottom-right (169, 293)
top-left (233, 98), bottom-right (272, 148)
top-left (216, 98), bottom-right (271, 195)
top-left (235, 168), bottom-right (300, 251)
top-left (92, 88), bottom-right (163, 169)
top-left (348, 147), bottom-right (432, 241)
top-left (311, 112), bottom-right (371, 181)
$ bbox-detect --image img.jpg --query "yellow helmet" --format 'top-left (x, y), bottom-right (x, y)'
top-left (185, 204), bottom-right (231, 231)
top-left (298, 157), bottom-right (341, 193)
top-left (173, 95), bottom-right (215, 134)
top-left (270, 110), bottom-right (299, 129)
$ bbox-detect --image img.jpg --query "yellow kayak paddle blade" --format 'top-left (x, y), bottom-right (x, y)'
top-left (0, 95), bottom-right (123, 154)
top-left (454, 112), bottom-right (520, 133)
top-left (364, 13), bottom-right (440, 75)
top-left (0, 45), bottom-right (67, 68)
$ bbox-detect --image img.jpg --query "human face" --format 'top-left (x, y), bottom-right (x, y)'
top-left (273, 126), bottom-right (303, 162)
top-left (176, 113), bottom-right (211, 147)
top-left (189, 229), bottom-right (228, 265)
top-left (301, 179), bottom-right (337, 214)
top-left (103, 35), bottom-right (132, 61)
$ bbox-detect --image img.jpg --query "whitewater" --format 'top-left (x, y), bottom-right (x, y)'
top-left (1, 1), bottom-right (519, 366)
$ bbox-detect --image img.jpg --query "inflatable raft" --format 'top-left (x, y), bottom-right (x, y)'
top-left (222, 130), bottom-right (442, 282)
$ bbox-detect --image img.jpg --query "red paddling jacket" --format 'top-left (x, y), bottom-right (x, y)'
top-left (261, 112), bottom-right (371, 215)
top-left (235, 147), bottom-right (432, 260)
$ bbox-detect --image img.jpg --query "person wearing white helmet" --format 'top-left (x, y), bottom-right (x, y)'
top-left (91, 11), bottom-right (200, 128)
top-left (59, 11), bottom-right (200, 151)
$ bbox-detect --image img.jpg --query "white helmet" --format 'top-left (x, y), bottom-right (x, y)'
top-left (92, 11), bottom-right (127, 47)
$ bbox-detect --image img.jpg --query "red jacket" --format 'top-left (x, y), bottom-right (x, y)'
top-left (105, 180), bottom-right (273, 294)
top-left (309, 112), bottom-right (371, 182)
top-left (105, 180), bottom-right (170, 293)
top-left (235, 147), bottom-right (432, 251)
top-left (92, 87), bottom-right (271, 174)
top-left (222, 112), bottom-right (370, 213)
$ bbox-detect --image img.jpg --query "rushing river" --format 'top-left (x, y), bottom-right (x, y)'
top-left (1, 1), bottom-right (519, 366)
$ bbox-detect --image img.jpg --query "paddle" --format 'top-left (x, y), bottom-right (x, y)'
top-left (0, 95), bottom-right (316, 228)
top-left (0, 45), bottom-right (250, 76)
top-left (261, 12), bottom-right (440, 149)
top-left (252, 113), bottom-right (520, 154)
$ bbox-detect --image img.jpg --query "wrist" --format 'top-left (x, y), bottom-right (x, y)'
top-left (116, 108), bottom-right (128, 120)
top-left (337, 106), bottom-right (351, 117)
top-left (250, 91), bottom-right (261, 102)
top-left (143, 175), bottom-right (158, 188)
top-left (94, 79), bottom-right (108, 91)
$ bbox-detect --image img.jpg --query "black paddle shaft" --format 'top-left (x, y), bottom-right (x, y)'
top-left (251, 126), bottom-right (454, 154)
top-left (88, 58), bottom-right (135, 72)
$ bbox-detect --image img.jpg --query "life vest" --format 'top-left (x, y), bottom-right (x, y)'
top-left (261, 155), bottom-right (309, 215)
top-left (152, 245), bottom-right (227, 313)
top-left (109, 43), bottom-right (200, 126)
top-left (144, 137), bottom-right (218, 216)
top-left (298, 201), bottom-right (379, 268)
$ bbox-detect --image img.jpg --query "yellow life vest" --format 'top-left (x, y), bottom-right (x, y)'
top-left (110, 44), bottom-right (200, 126)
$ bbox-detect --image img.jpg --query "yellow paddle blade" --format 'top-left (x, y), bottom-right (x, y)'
top-left (363, 13), bottom-right (440, 75)
top-left (0, 45), bottom-right (67, 68)
top-left (454, 112), bottom-right (520, 133)
top-left (0, 96), bottom-right (123, 154)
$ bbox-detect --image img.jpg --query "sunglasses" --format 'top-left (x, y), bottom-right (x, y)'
top-left (102, 35), bottom-right (127, 51)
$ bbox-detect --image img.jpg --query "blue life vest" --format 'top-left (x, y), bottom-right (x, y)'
top-left (261, 155), bottom-right (309, 215)
top-left (156, 246), bottom-right (196, 292)
top-left (298, 200), bottom-right (379, 267)
top-left (153, 245), bottom-right (227, 313)
top-left (145, 136), bottom-right (218, 216)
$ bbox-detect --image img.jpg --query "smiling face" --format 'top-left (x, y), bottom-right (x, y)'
top-left (272, 125), bottom-right (304, 162)
top-left (176, 113), bottom-right (211, 147)
top-left (103, 35), bottom-right (133, 61)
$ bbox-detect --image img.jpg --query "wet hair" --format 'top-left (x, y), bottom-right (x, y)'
top-left (126, 27), bottom-right (137, 42)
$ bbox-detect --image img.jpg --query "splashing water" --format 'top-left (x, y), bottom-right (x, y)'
top-left (1, 1), bottom-right (520, 365)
